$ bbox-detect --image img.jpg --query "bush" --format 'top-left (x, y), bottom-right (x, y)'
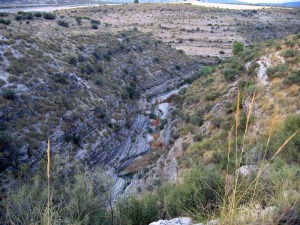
top-left (161, 166), bottom-right (224, 219)
top-left (0, 18), bottom-right (11, 25)
top-left (15, 15), bottom-right (23, 21)
top-left (5, 164), bottom-right (111, 225)
top-left (0, 12), bottom-right (9, 17)
top-left (232, 41), bottom-right (244, 55)
top-left (283, 69), bottom-right (300, 86)
top-left (68, 56), bottom-right (77, 65)
top-left (223, 68), bottom-right (238, 81)
top-left (2, 88), bottom-right (16, 100)
top-left (43, 12), bottom-right (56, 20)
top-left (193, 133), bottom-right (203, 142)
top-left (205, 91), bottom-right (220, 101)
top-left (34, 12), bottom-right (42, 17)
top-left (122, 86), bottom-right (140, 99)
top-left (90, 19), bottom-right (100, 25)
top-left (185, 66), bottom-right (213, 83)
top-left (91, 23), bottom-right (98, 29)
top-left (57, 20), bottom-right (69, 28)
top-left (283, 49), bottom-right (299, 58)
top-left (121, 194), bottom-right (160, 225)
top-left (270, 115), bottom-right (300, 163)
top-left (0, 131), bottom-right (13, 172)
top-left (266, 64), bottom-right (288, 79)
top-left (81, 63), bottom-right (95, 74)
top-left (95, 76), bottom-right (104, 86)
top-left (190, 111), bottom-right (204, 126)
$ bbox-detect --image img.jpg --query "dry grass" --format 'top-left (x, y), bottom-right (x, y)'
top-left (220, 92), bottom-right (299, 224)
top-left (47, 138), bottom-right (51, 225)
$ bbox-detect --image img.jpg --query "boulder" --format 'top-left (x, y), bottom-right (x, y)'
top-left (149, 217), bottom-right (193, 225)
top-left (207, 219), bottom-right (219, 225)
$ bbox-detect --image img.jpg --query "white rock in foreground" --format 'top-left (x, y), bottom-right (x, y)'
top-left (149, 217), bottom-right (193, 225)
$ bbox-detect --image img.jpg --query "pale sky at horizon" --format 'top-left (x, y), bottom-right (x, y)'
top-left (244, 0), bottom-right (297, 3)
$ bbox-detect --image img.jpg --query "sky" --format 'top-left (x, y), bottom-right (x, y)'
top-left (244, 0), bottom-right (297, 3)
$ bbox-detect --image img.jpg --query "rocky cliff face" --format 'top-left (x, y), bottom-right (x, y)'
top-left (0, 16), bottom-right (200, 191)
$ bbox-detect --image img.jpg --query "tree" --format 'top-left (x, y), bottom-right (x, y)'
top-left (232, 41), bottom-right (244, 55)
top-left (134, 0), bottom-right (139, 3)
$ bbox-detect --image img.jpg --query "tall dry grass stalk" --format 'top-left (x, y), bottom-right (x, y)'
top-left (47, 138), bottom-right (51, 225)
top-left (229, 89), bottom-right (241, 222)
top-left (252, 108), bottom-right (278, 201)
top-left (222, 90), bottom-right (299, 224)
top-left (227, 131), bottom-right (232, 175)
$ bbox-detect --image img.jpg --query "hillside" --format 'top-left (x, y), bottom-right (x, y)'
top-left (126, 34), bottom-right (300, 224)
top-left (0, 3), bottom-right (299, 225)
top-left (0, 9), bottom-right (199, 192)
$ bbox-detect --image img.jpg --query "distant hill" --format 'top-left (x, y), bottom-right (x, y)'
top-left (206, 0), bottom-right (246, 4)
top-left (206, 0), bottom-right (300, 7)
top-left (279, 1), bottom-right (300, 7)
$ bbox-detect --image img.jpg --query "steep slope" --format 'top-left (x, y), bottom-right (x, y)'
top-left (175, 35), bottom-right (300, 171)
top-left (0, 12), bottom-right (200, 190)
top-left (142, 34), bottom-right (300, 224)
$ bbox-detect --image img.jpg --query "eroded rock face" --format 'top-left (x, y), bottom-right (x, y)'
top-left (0, 29), bottom-right (200, 195)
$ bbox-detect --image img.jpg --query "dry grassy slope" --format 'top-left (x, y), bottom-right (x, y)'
top-left (0, 14), bottom-right (200, 181)
top-left (173, 34), bottom-right (300, 174)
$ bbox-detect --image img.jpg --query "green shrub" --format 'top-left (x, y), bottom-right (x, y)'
top-left (5, 163), bottom-right (111, 225)
top-left (91, 19), bottom-right (100, 25)
top-left (161, 166), bottom-right (224, 220)
top-left (91, 23), bottom-right (98, 29)
top-left (81, 63), bottom-right (95, 74)
top-left (43, 12), bottom-right (56, 20)
top-left (270, 115), bottom-right (300, 163)
top-left (185, 66), bottom-right (213, 84)
top-left (232, 41), bottom-right (244, 55)
top-left (52, 73), bottom-right (67, 84)
top-left (0, 131), bottom-right (13, 172)
top-left (34, 12), bottom-right (42, 17)
top-left (193, 133), bottom-right (203, 142)
top-left (0, 12), bottom-right (9, 17)
top-left (121, 194), bottom-right (160, 225)
top-left (223, 68), bottom-right (238, 81)
top-left (122, 86), bottom-right (140, 99)
top-left (283, 49), bottom-right (299, 58)
top-left (205, 91), bottom-right (220, 101)
top-left (190, 111), bottom-right (204, 126)
top-left (95, 76), bottom-right (104, 86)
top-left (266, 64), bottom-right (288, 79)
top-left (57, 20), bottom-right (69, 28)
top-left (283, 69), bottom-right (300, 86)
top-left (77, 54), bottom-right (85, 62)
top-left (68, 56), bottom-right (77, 65)
top-left (2, 88), bottom-right (16, 100)
top-left (0, 18), bottom-right (11, 25)
top-left (15, 15), bottom-right (23, 21)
